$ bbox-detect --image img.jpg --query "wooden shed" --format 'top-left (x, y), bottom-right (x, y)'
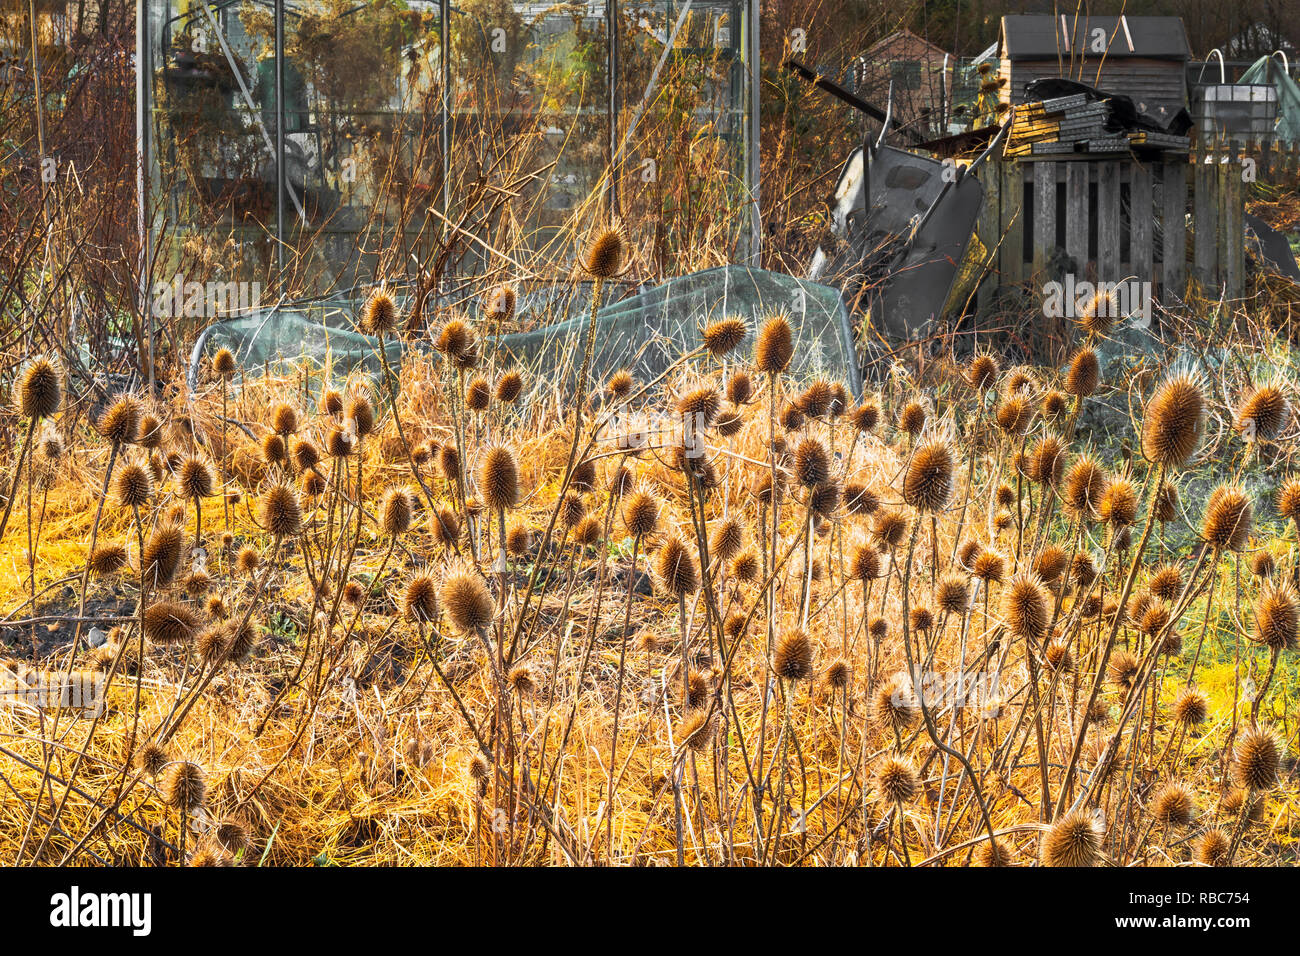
top-left (998, 15), bottom-right (1191, 126)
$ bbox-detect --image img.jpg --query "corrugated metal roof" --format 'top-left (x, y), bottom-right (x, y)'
top-left (1000, 15), bottom-right (1190, 61)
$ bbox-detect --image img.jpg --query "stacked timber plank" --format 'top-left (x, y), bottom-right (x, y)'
top-left (1006, 92), bottom-right (1190, 158)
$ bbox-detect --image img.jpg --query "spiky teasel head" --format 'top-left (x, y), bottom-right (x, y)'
top-left (17, 357), bottom-right (62, 419)
top-left (874, 673), bottom-right (918, 729)
top-left (320, 389), bottom-right (344, 417)
top-left (212, 347), bottom-right (237, 378)
top-left (1235, 381), bottom-right (1290, 441)
top-left (677, 709), bottom-right (719, 754)
top-left (967, 352), bottom-right (998, 391)
top-left (1201, 484), bottom-right (1252, 552)
top-left (1098, 475), bottom-right (1138, 526)
top-left (235, 545), bottom-right (260, 575)
top-left (98, 394), bottom-right (141, 445)
top-left (877, 756), bottom-right (920, 804)
top-left (655, 536), bottom-right (700, 596)
top-left (495, 369), bottom-right (523, 404)
top-left (1064, 346), bottom-right (1100, 398)
top-left (1042, 389), bottom-right (1069, 420)
top-left (437, 444), bottom-right (460, 480)
top-left (379, 486), bottom-right (415, 536)
top-left (1277, 479), bottom-right (1300, 524)
top-left (177, 456), bottom-right (215, 500)
top-left (325, 425), bottom-right (354, 458)
top-left (809, 481), bottom-right (840, 518)
top-left (259, 484), bottom-right (302, 539)
top-left (1172, 686), bottom-right (1208, 726)
top-left (225, 616), bottom-right (261, 661)
top-left (582, 227), bottom-right (625, 278)
top-left (793, 437), bottom-right (829, 488)
top-left (1252, 581), bottom-right (1299, 652)
top-left (754, 313), bottom-right (793, 374)
top-left (1251, 550), bottom-right (1276, 580)
top-left (261, 433), bottom-right (287, 466)
top-left (441, 568), bottom-right (494, 633)
top-left (1233, 726), bottom-right (1281, 791)
top-left (726, 371), bottom-right (754, 406)
top-left (797, 379), bottom-right (835, 418)
top-left (466, 375), bottom-right (491, 412)
top-left (1062, 453), bottom-right (1106, 520)
top-left (842, 482), bottom-right (878, 517)
top-left (935, 573), bottom-right (970, 614)
top-left (903, 439), bottom-right (954, 513)
top-left (1152, 481), bottom-right (1178, 524)
top-left (1033, 544), bottom-right (1068, 583)
top-left (974, 840), bottom-right (1011, 867)
top-left (682, 669), bottom-right (712, 708)
top-left (359, 286), bottom-right (399, 335)
top-left (728, 549), bottom-right (758, 583)
top-left (160, 761), bottom-right (206, 811)
top-left (115, 463), bottom-right (153, 509)
top-left (483, 282), bottom-right (516, 322)
top-left (1045, 639), bottom-right (1073, 673)
top-left (848, 401), bottom-right (879, 435)
top-left (779, 402), bottom-right (805, 432)
top-left (1108, 649), bottom-right (1140, 689)
top-left (709, 518), bottom-right (743, 562)
top-left (871, 509), bottom-right (908, 549)
top-left (134, 742), bottom-right (168, 777)
top-left (1149, 782), bottom-right (1196, 827)
top-left (184, 570), bottom-right (212, 597)
top-left (615, 490), bottom-right (657, 539)
top-left (1040, 808), bottom-right (1103, 867)
top-left (897, 400), bottom-right (926, 438)
top-left (956, 540), bottom-right (983, 570)
top-left (214, 818), bottom-right (249, 855)
top-left (607, 369), bottom-right (634, 400)
top-left (702, 316), bottom-right (747, 357)
top-left (90, 544), bottom-right (127, 577)
top-left (994, 395), bottom-right (1031, 436)
top-left (995, 484), bottom-right (1015, 509)
top-left (507, 663), bottom-right (541, 696)
top-left (264, 403), bottom-right (298, 439)
top-left (1194, 829), bottom-right (1230, 866)
top-left (1221, 788), bottom-right (1265, 823)
top-left (346, 394), bottom-right (374, 438)
top-left (342, 580), bottom-right (365, 606)
top-left (1141, 373), bottom-right (1204, 469)
top-left (1003, 573), bottom-right (1050, 643)
top-left (144, 601), bottom-right (197, 645)
top-left (1028, 434), bottom-right (1066, 488)
top-left (821, 656), bottom-right (851, 690)
top-left (773, 630), bottom-right (814, 682)
top-left (142, 522), bottom-right (185, 587)
top-left (292, 438), bottom-right (319, 472)
top-left (1076, 289), bottom-right (1117, 338)
top-left (435, 318), bottom-right (472, 359)
top-left (972, 549), bottom-right (1006, 584)
top-left (401, 573), bottom-right (438, 623)
top-left (478, 446), bottom-right (519, 512)
top-left (196, 625), bottom-right (228, 662)
top-left (675, 384), bottom-right (721, 429)
top-left (909, 605), bottom-right (934, 634)
top-left (1148, 563), bottom-right (1183, 602)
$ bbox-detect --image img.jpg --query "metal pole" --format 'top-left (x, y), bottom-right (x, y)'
top-left (274, 0), bottom-right (285, 276)
top-left (441, 0), bottom-right (450, 218)
top-left (607, 0), bottom-right (618, 219)
top-left (136, 0), bottom-right (153, 389)
top-left (746, 0), bottom-right (760, 265)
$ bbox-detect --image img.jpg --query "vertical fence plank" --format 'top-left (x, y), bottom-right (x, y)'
top-left (1193, 154), bottom-right (1218, 288)
top-left (1130, 164), bottom-right (1154, 286)
top-left (1033, 161), bottom-right (1056, 278)
top-left (1000, 160), bottom-right (1025, 285)
top-left (1224, 145), bottom-right (1244, 298)
top-left (1097, 161), bottom-right (1121, 281)
top-left (1065, 162), bottom-right (1089, 280)
top-left (1162, 162), bottom-right (1186, 302)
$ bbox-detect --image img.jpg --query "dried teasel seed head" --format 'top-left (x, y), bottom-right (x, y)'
top-left (903, 439), bottom-right (954, 513)
top-left (160, 761), bottom-right (207, 810)
top-left (441, 568), bottom-right (494, 633)
top-left (346, 395), bottom-right (374, 439)
top-left (438, 444), bottom-right (460, 480)
top-left (810, 481), bottom-right (840, 517)
top-left (871, 509), bottom-right (908, 549)
top-left (134, 743), bottom-right (168, 776)
top-left (495, 369), bottom-right (523, 403)
top-left (1002, 574), bottom-right (1050, 643)
top-left (873, 673), bottom-right (917, 730)
top-left (435, 318), bottom-right (472, 359)
top-left (431, 507), bottom-right (461, 546)
top-left (90, 544), bottom-right (128, 576)
top-left (1064, 347), bottom-right (1100, 398)
top-left (1172, 686), bottom-right (1209, 726)
top-left (261, 433), bottom-right (287, 465)
top-left (1029, 434), bottom-right (1067, 488)
top-left (507, 663), bottom-right (541, 696)
top-left (293, 438), bottom-right (320, 472)
top-left (709, 518), bottom-right (744, 561)
top-left (270, 402), bottom-right (299, 436)
top-left (212, 347), bottom-right (237, 378)
top-left (1034, 544), bottom-right (1068, 582)
top-left (877, 756), bottom-right (920, 804)
top-left (994, 395), bottom-right (1031, 436)
top-left (177, 456), bottom-right (216, 500)
top-left (1194, 829), bottom-right (1230, 866)
top-left (466, 375), bottom-right (491, 412)
top-left (1201, 484), bottom-right (1252, 552)
top-left (972, 549), bottom-right (1006, 584)
top-left (842, 482), bottom-right (878, 516)
top-left (404, 573), bottom-right (439, 622)
top-left (1277, 478), bottom-right (1300, 524)
top-left (851, 401), bottom-right (880, 433)
top-left (484, 283), bottom-right (516, 322)
top-left (1253, 581), bottom-right (1299, 652)
top-left (1076, 289), bottom-right (1117, 338)
top-left (144, 601), bottom-right (198, 645)
top-left (773, 630), bottom-right (814, 682)
top-left (821, 656), bottom-right (851, 690)
top-left (1040, 808), bottom-right (1103, 867)
top-left (676, 385), bottom-right (720, 428)
top-left (582, 228), bottom-right (625, 279)
top-left (17, 357), bottom-right (62, 419)
top-left (1236, 383), bottom-right (1290, 441)
top-left (479, 446), bottom-right (520, 511)
top-left (1233, 726), bottom-right (1282, 791)
top-left (141, 523), bottom-right (185, 587)
top-left (1045, 639), bottom-right (1073, 672)
top-left (622, 491), bottom-right (660, 538)
top-left (235, 545), bottom-right (260, 575)
top-left (360, 287), bottom-right (399, 335)
top-left (380, 486), bottom-right (415, 536)
top-left (1098, 476), bottom-right (1138, 526)
top-left (260, 484), bottom-right (302, 538)
top-left (1151, 782), bottom-right (1196, 827)
top-left (1251, 550), bottom-right (1277, 579)
top-left (98, 395), bottom-right (141, 445)
top-left (967, 352), bottom-right (998, 391)
top-left (729, 550), bottom-right (759, 582)
top-left (116, 463), bottom-right (153, 509)
top-left (779, 402), bottom-right (805, 432)
top-left (321, 389), bottom-right (344, 417)
top-left (935, 573), bottom-right (971, 613)
top-left (1062, 454), bottom-right (1106, 520)
top-left (1108, 649), bottom-right (1140, 689)
top-left (655, 536), bottom-right (700, 596)
top-left (794, 438), bottom-right (829, 488)
top-left (702, 316), bottom-right (747, 357)
top-left (754, 313), bottom-right (794, 374)
top-left (505, 522), bottom-right (533, 557)
top-left (678, 710), bottom-right (719, 753)
top-left (1141, 374), bottom-right (1204, 469)
top-left (727, 371), bottom-right (754, 405)
top-left (898, 400), bottom-right (926, 438)
top-left (607, 369), bottom-right (634, 399)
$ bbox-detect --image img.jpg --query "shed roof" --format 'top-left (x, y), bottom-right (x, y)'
top-left (1000, 15), bottom-right (1190, 61)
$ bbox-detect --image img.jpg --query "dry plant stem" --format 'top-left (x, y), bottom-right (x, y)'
top-left (605, 533), bottom-right (641, 860)
top-left (0, 417), bottom-right (36, 549)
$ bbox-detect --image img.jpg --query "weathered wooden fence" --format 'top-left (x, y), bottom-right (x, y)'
top-left (973, 141), bottom-right (1292, 303)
